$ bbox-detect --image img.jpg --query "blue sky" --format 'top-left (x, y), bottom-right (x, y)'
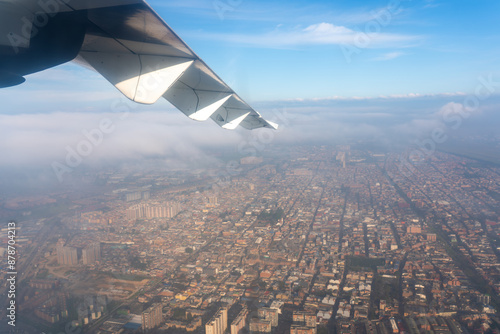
top-left (0, 0), bottom-right (499, 181)
top-left (147, 0), bottom-right (500, 100)
top-left (2, 0), bottom-right (499, 104)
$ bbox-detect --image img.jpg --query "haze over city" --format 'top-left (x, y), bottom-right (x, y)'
top-left (0, 0), bottom-right (499, 183)
top-left (0, 0), bottom-right (499, 334)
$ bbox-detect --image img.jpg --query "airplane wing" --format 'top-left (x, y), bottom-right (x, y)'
top-left (73, 0), bottom-right (278, 130)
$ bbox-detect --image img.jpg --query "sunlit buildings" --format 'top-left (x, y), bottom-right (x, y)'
top-left (82, 242), bottom-right (101, 265)
top-left (249, 318), bottom-right (272, 333)
top-left (126, 202), bottom-right (181, 220)
top-left (126, 190), bottom-right (150, 202)
top-left (258, 308), bottom-right (279, 327)
top-left (291, 312), bottom-right (317, 334)
top-left (206, 307), bottom-right (228, 334)
top-left (56, 244), bottom-right (78, 266)
top-left (142, 303), bottom-right (163, 331)
top-left (231, 308), bottom-right (248, 334)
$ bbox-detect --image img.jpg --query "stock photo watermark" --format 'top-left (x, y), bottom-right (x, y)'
top-left (340, 0), bottom-right (410, 63)
top-left (51, 117), bottom-right (117, 182)
top-left (203, 107), bottom-right (293, 199)
top-left (50, 103), bottom-right (136, 183)
top-left (398, 74), bottom-right (499, 177)
top-left (213, 0), bottom-right (243, 20)
top-left (5, 221), bottom-right (17, 327)
top-left (49, 60), bottom-right (181, 182)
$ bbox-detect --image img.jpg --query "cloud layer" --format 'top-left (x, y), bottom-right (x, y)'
top-left (2, 93), bottom-right (498, 173)
top-left (188, 22), bottom-right (420, 49)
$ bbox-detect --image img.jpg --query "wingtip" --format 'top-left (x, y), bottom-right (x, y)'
top-left (266, 120), bottom-right (279, 130)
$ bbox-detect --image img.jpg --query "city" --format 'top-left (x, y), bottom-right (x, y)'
top-left (1, 0), bottom-right (499, 333)
top-left (1, 143), bottom-right (499, 333)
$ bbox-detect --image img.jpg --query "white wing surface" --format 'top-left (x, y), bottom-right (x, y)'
top-left (73, 0), bottom-right (277, 130)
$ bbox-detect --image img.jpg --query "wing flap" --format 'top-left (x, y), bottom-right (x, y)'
top-left (135, 56), bottom-right (194, 104)
top-left (240, 115), bottom-right (279, 130)
top-left (74, 1), bottom-right (276, 130)
top-left (80, 52), bottom-right (194, 104)
top-left (219, 110), bottom-right (252, 130)
top-left (163, 60), bottom-right (234, 120)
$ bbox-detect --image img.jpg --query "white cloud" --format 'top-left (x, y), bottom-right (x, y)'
top-left (188, 22), bottom-right (421, 49)
top-left (0, 111), bottom-right (242, 170)
top-left (436, 101), bottom-right (482, 119)
top-left (436, 102), bottom-right (464, 118)
top-left (304, 23), bottom-right (353, 35)
top-left (393, 118), bottom-right (442, 137)
top-left (372, 51), bottom-right (407, 61)
top-left (423, 0), bottom-right (441, 9)
top-left (278, 92), bottom-right (467, 103)
top-left (1, 94), bottom-right (497, 179)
